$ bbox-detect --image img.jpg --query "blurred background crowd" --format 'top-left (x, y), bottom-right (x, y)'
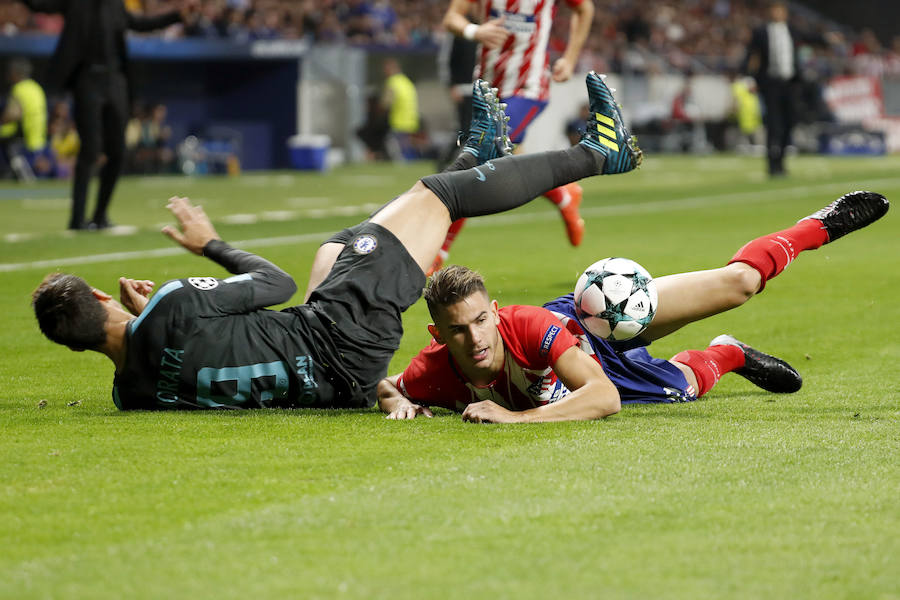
top-left (1, 0), bottom-right (897, 190)
top-left (1, 0), bottom-right (898, 78)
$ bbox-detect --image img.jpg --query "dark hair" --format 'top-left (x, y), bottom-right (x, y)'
top-left (32, 274), bottom-right (107, 351)
top-left (424, 265), bottom-right (488, 321)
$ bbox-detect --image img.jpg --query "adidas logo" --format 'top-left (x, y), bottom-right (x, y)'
top-left (594, 113), bottom-right (619, 152)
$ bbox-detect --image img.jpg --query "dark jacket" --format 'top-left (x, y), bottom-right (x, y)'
top-left (21, 0), bottom-right (181, 91)
top-left (744, 23), bottom-right (802, 87)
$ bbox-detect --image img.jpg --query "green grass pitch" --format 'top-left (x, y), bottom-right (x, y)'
top-left (1, 155), bottom-right (898, 599)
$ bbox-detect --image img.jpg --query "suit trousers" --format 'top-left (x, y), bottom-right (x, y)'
top-left (69, 68), bottom-right (128, 228)
top-left (760, 79), bottom-right (798, 175)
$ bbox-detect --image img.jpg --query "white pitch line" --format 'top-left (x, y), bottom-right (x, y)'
top-left (2, 177), bottom-right (897, 273)
top-left (469, 177), bottom-right (900, 226)
top-left (0, 232), bottom-right (331, 273)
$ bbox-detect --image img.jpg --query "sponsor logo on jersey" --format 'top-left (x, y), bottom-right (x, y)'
top-left (352, 234), bottom-right (378, 255)
top-left (188, 277), bottom-right (219, 290)
top-left (490, 9), bottom-right (536, 34)
top-left (539, 324), bottom-right (561, 356)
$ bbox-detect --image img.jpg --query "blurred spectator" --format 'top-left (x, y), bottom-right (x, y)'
top-left (0, 57), bottom-right (55, 180)
top-left (356, 91), bottom-right (389, 160)
top-left (125, 101), bottom-right (175, 173)
top-left (0, 0), bottom-right (893, 81)
top-left (730, 74), bottom-right (763, 149)
top-left (183, 0), bottom-right (226, 37)
top-left (380, 58), bottom-right (419, 160)
top-left (48, 99), bottom-right (78, 178)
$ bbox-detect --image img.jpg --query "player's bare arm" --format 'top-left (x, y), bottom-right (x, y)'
top-left (443, 0), bottom-right (509, 49)
top-left (552, 0), bottom-right (595, 82)
top-left (377, 375), bottom-right (434, 420)
top-left (462, 345), bottom-right (620, 423)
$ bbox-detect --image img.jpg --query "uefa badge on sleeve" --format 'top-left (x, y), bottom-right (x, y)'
top-left (188, 277), bottom-right (219, 290)
top-left (352, 234), bottom-right (378, 255)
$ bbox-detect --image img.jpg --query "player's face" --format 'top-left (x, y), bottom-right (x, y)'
top-left (432, 291), bottom-right (503, 381)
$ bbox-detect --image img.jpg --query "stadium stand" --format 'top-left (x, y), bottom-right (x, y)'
top-left (1, 0), bottom-right (897, 170)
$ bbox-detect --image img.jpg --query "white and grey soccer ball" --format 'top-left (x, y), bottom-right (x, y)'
top-left (573, 257), bottom-right (658, 341)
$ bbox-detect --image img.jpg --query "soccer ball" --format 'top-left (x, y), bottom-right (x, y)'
top-left (573, 257), bottom-right (658, 341)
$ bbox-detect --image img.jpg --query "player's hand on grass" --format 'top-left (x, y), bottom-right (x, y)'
top-left (119, 277), bottom-right (155, 316)
top-left (475, 17), bottom-right (510, 49)
top-left (386, 401), bottom-right (433, 420)
top-left (162, 196), bottom-right (221, 255)
top-left (551, 57), bottom-right (575, 82)
top-left (461, 400), bottom-right (519, 424)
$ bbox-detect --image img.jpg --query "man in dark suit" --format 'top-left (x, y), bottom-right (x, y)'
top-left (19, 0), bottom-right (197, 230)
top-left (744, 1), bottom-right (800, 177)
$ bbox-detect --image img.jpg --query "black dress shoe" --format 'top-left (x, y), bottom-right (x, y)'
top-left (88, 219), bottom-right (115, 230)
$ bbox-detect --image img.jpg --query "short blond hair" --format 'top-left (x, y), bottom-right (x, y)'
top-left (424, 265), bottom-right (488, 320)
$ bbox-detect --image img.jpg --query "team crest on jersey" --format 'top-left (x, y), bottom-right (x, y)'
top-left (352, 234), bottom-right (378, 255)
top-left (188, 277), bottom-right (219, 290)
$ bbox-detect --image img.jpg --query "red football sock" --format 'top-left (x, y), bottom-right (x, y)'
top-left (728, 219), bottom-right (828, 292)
top-left (440, 218), bottom-right (467, 255)
top-left (544, 184), bottom-right (572, 208)
top-left (672, 344), bottom-right (745, 397)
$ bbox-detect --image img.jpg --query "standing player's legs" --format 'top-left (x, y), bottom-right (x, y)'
top-left (642, 191), bottom-right (890, 342)
top-left (69, 75), bottom-right (104, 230)
top-left (762, 83), bottom-right (789, 176)
top-left (503, 96), bottom-right (586, 247)
top-left (92, 73), bottom-right (129, 228)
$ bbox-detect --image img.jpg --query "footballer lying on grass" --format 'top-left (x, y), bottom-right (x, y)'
top-left (31, 74), bottom-right (643, 410)
top-left (376, 190), bottom-right (889, 424)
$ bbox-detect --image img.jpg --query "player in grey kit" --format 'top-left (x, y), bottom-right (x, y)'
top-left (31, 74), bottom-right (642, 410)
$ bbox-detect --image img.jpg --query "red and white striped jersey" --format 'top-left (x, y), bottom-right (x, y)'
top-left (398, 305), bottom-right (577, 411)
top-left (469, 0), bottom-right (584, 101)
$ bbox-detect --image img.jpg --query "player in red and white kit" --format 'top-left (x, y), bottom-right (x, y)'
top-left (433, 0), bottom-right (596, 274)
top-left (377, 189), bottom-right (889, 423)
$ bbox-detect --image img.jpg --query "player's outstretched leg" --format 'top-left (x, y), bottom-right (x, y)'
top-left (419, 73), bottom-right (640, 225)
top-left (545, 182), bottom-right (585, 246)
top-left (670, 335), bottom-right (801, 397)
top-left (799, 190), bottom-right (890, 243)
top-left (708, 335), bottom-right (802, 393)
top-left (545, 71), bottom-right (641, 245)
top-left (729, 190), bottom-right (889, 292)
top-left (429, 80), bottom-right (514, 275)
top-left (580, 72), bottom-right (643, 175)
